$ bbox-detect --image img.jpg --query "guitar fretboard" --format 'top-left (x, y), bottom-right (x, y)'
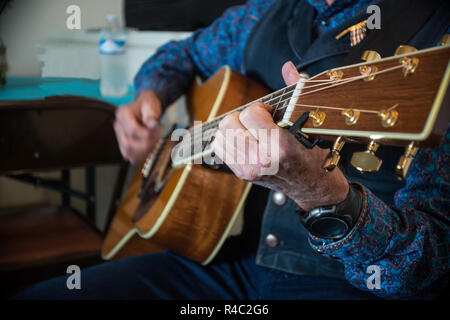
top-left (171, 84), bottom-right (297, 167)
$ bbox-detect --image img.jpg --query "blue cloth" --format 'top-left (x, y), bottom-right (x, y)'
top-left (14, 249), bottom-right (378, 300)
top-left (0, 77), bottom-right (135, 106)
top-left (133, 0), bottom-right (375, 106)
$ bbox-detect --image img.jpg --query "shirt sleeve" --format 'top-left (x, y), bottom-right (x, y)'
top-left (309, 126), bottom-right (450, 299)
top-left (133, 0), bottom-right (274, 108)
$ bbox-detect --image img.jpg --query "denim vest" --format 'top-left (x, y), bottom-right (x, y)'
top-left (240, 0), bottom-right (449, 278)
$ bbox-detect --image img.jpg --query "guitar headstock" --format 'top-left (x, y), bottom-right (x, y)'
top-left (277, 39), bottom-right (450, 179)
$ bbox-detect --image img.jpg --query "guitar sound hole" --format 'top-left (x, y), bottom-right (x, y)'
top-left (132, 141), bottom-right (174, 223)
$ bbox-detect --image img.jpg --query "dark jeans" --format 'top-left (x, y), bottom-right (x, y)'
top-left (14, 245), bottom-right (379, 300)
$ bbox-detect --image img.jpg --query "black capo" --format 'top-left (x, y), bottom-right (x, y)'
top-left (288, 112), bottom-right (321, 149)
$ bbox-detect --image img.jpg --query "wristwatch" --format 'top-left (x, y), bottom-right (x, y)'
top-left (296, 183), bottom-right (363, 240)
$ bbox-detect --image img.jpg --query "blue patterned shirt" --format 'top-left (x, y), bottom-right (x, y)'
top-left (134, 0), bottom-right (449, 298)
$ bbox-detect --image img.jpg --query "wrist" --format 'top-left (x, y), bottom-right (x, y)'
top-left (292, 171), bottom-right (349, 211)
top-left (296, 183), bottom-right (363, 240)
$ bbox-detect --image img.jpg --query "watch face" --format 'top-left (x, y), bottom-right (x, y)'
top-left (310, 217), bottom-right (348, 239)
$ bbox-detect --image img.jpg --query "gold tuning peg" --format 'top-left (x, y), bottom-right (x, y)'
top-left (360, 50), bottom-right (381, 81)
top-left (378, 109), bottom-right (399, 128)
top-left (395, 45), bottom-right (419, 76)
top-left (361, 50), bottom-right (381, 62)
top-left (323, 136), bottom-right (345, 171)
top-left (341, 108), bottom-right (360, 125)
top-left (395, 142), bottom-right (419, 180)
top-left (395, 45), bottom-right (418, 56)
top-left (350, 140), bottom-right (383, 173)
top-left (440, 34), bottom-right (450, 46)
top-left (309, 111), bottom-right (326, 127)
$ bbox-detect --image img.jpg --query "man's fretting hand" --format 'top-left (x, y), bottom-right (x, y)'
top-left (212, 61), bottom-right (349, 211)
top-left (114, 90), bottom-right (162, 164)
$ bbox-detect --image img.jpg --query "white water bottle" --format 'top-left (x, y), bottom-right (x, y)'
top-left (99, 14), bottom-right (128, 97)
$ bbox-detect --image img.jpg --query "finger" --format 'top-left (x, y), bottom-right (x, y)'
top-left (239, 105), bottom-right (282, 173)
top-left (238, 103), bottom-right (278, 140)
top-left (114, 122), bottom-right (130, 161)
top-left (212, 131), bottom-right (245, 178)
top-left (116, 107), bottom-right (153, 141)
top-left (218, 112), bottom-right (247, 132)
top-left (140, 102), bottom-right (161, 129)
top-left (281, 61), bottom-right (303, 86)
top-left (138, 93), bottom-right (162, 129)
top-left (114, 121), bottom-right (159, 164)
top-left (218, 112), bottom-right (259, 164)
top-left (215, 121), bottom-right (268, 178)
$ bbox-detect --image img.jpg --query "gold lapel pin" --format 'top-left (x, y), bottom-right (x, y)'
top-left (335, 20), bottom-right (367, 47)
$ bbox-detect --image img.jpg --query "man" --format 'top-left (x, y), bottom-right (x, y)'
top-left (18, 0), bottom-right (449, 299)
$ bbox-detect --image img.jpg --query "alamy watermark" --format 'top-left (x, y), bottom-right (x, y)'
top-left (66, 265), bottom-right (81, 290)
top-left (66, 5), bottom-right (81, 30)
top-left (366, 5), bottom-right (381, 30)
top-left (170, 122), bottom-right (281, 176)
top-left (366, 265), bottom-right (381, 290)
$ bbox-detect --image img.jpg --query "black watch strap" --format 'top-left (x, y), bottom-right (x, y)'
top-left (296, 183), bottom-right (363, 240)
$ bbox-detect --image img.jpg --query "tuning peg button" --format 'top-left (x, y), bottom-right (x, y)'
top-left (350, 140), bottom-right (383, 173)
top-left (323, 136), bottom-right (345, 171)
top-left (440, 34), bottom-right (450, 46)
top-left (395, 142), bottom-right (419, 180)
top-left (361, 50), bottom-right (381, 62)
top-left (394, 45), bottom-right (417, 56)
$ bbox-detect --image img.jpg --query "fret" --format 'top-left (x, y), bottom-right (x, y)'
top-left (270, 87), bottom-right (285, 104)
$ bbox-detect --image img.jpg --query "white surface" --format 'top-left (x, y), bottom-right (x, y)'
top-left (0, 0), bottom-right (123, 76)
top-left (37, 30), bottom-right (191, 83)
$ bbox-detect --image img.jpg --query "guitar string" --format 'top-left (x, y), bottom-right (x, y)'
top-left (182, 73), bottom-right (359, 135)
top-left (183, 63), bottom-right (404, 144)
top-left (151, 79), bottom-right (335, 165)
top-left (186, 63), bottom-right (404, 139)
top-left (388, 103), bottom-right (399, 111)
top-left (172, 63), bottom-right (406, 163)
top-left (276, 63), bottom-right (404, 110)
top-left (293, 103), bottom-right (399, 114)
top-left (174, 64), bottom-right (405, 162)
top-left (182, 77), bottom-right (344, 137)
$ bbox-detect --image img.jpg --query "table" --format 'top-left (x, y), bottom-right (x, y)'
top-left (0, 77), bottom-right (135, 106)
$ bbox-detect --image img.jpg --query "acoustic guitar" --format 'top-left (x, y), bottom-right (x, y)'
top-left (102, 41), bottom-right (450, 265)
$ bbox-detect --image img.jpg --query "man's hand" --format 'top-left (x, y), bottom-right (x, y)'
top-left (212, 61), bottom-right (349, 211)
top-left (114, 90), bottom-right (162, 164)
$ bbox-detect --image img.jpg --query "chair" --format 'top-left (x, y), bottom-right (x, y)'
top-left (0, 95), bottom-right (128, 298)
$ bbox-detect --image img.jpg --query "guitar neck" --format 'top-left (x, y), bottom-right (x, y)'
top-left (171, 43), bottom-right (450, 169)
top-left (170, 84), bottom-right (296, 168)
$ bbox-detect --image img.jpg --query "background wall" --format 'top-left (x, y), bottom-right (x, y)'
top-left (0, 0), bottom-right (192, 231)
top-left (0, 0), bottom-right (125, 230)
top-left (0, 0), bottom-right (123, 76)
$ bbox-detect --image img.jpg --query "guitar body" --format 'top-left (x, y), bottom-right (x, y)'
top-left (102, 66), bottom-right (270, 264)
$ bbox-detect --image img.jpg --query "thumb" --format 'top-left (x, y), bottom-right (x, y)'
top-left (281, 61), bottom-right (303, 86)
top-left (140, 99), bottom-right (161, 129)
